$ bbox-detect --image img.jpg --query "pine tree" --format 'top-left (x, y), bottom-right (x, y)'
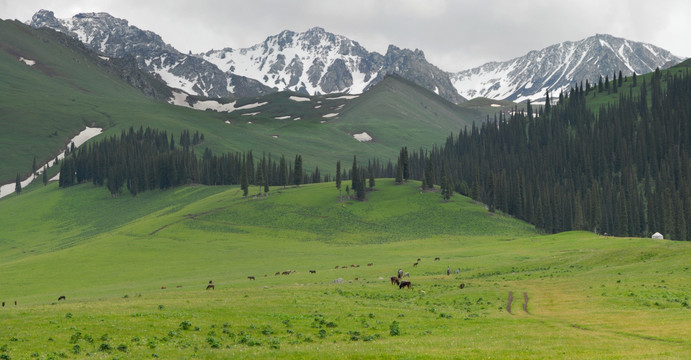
top-left (15, 173), bottom-right (21, 195)
top-left (401, 147), bottom-right (410, 181)
top-left (255, 162), bottom-right (264, 195)
top-left (32, 156), bottom-right (37, 176)
top-left (42, 165), bottom-right (48, 186)
top-left (279, 155), bottom-right (287, 188)
top-left (424, 156), bottom-right (434, 189)
top-left (293, 154), bottom-right (302, 186)
top-left (351, 155), bottom-right (358, 192)
top-left (336, 160), bottom-right (342, 201)
top-left (544, 90), bottom-right (551, 115)
top-left (356, 169), bottom-right (366, 201)
top-left (241, 160), bottom-right (249, 197)
top-left (395, 159), bottom-right (403, 184)
top-left (368, 165), bottom-right (375, 188)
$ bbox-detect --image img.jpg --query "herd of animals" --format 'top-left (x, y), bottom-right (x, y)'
top-left (1, 257), bottom-right (467, 306)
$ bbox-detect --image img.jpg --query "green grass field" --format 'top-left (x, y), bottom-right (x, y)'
top-left (0, 181), bottom-right (688, 359)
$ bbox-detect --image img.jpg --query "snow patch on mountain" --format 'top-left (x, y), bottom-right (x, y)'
top-left (450, 34), bottom-right (683, 102)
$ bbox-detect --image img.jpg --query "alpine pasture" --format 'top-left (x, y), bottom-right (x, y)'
top-left (1, 180), bottom-right (689, 359)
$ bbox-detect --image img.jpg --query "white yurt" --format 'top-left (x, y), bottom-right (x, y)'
top-left (651, 232), bottom-right (663, 239)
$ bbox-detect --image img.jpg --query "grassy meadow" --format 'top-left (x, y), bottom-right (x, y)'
top-left (0, 180), bottom-right (689, 359)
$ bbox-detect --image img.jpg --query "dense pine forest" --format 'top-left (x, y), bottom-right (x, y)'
top-left (405, 66), bottom-right (691, 240)
top-left (58, 127), bottom-right (327, 197)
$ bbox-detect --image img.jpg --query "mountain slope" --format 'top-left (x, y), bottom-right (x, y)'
top-left (29, 11), bottom-right (465, 103)
top-left (450, 34), bottom-right (683, 102)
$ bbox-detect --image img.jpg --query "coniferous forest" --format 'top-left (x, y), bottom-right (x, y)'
top-left (58, 127), bottom-right (324, 197)
top-left (58, 66), bottom-right (691, 240)
top-left (404, 67), bottom-right (691, 240)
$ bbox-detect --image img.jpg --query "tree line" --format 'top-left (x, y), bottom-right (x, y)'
top-left (400, 67), bottom-right (691, 240)
top-left (58, 126), bottom-right (325, 197)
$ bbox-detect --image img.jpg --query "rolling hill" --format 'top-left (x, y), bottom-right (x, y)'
top-left (0, 180), bottom-right (688, 358)
top-left (0, 19), bottom-right (481, 186)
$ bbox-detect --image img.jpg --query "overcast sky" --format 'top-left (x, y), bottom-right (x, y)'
top-left (2, 0), bottom-right (689, 72)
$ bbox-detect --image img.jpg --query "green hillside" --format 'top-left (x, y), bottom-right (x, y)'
top-left (1, 20), bottom-right (482, 185)
top-left (0, 181), bottom-right (689, 358)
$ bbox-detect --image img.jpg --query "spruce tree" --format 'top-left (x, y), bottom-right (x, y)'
top-left (351, 155), bottom-right (358, 192)
top-left (336, 160), bottom-right (342, 201)
top-left (42, 165), bottom-right (48, 186)
top-left (293, 154), bottom-right (302, 186)
top-left (15, 173), bottom-right (21, 195)
top-left (395, 159), bottom-right (403, 184)
top-left (32, 156), bottom-right (36, 176)
top-left (279, 155), bottom-right (287, 188)
top-left (241, 161), bottom-right (249, 197)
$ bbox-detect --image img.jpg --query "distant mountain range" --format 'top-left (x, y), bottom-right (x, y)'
top-left (29, 9), bottom-right (684, 103)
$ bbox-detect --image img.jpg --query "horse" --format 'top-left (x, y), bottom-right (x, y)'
top-left (58, 296), bottom-right (66, 301)
top-left (399, 281), bottom-right (411, 289)
top-left (390, 276), bottom-right (400, 285)
top-left (247, 276), bottom-right (255, 280)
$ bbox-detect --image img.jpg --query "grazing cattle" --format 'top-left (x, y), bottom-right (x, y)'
top-left (309, 270), bottom-right (316, 274)
top-left (455, 268), bottom-right (460, 274)
top-left (264, 274), bottom-right (268, 277)
top-left (176, 285), bottom-right (182, 288)
top-left (14, 301), bottom-right (17, 306)
top-left (354, 277), bottom-right (359, 281)
top-left (1, 302), bottom-right (4, 307)
top-left (282, 270), bottom-right (291, 275)
top-left (335, 265), bottom-right (339, 269)
top-left (161, 286), bottom-right (166, 290)
top-left (367, 263), bottom-right (373, 266)
top-left (399, 281), bottom-right (411, 289)
top-left (206, 284), bottom-right (215, 290)
top-left (390, 276), bottom-right (400, 285)
top-left (275, 272), bottom-right (281, 276)
top-left (459, 283), bottom-right (466, 289)
top-left (417, 258), bottom-right (421, 262)
top-left (248, 276), bottom-right (255, 280)
top-left (342, 266), bottom-right (348, 269)
top-left (397, 269), bottom-right (403, 278)
top-left (58, 296), bottom-right (66, 301)
top-left (434, 257), bottom-right (440, 261)
top-left (403, 272), bottom-right (410, 277)
top-left (447, 267), bottom-right (451, 276)
top-left (350, 264), bottom-right (355, 268)
top-left (413, 262), bottom-right (418, 267)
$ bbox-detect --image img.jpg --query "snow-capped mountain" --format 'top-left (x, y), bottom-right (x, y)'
top-left (202, 27), bottom-right (464, 103)
top-left (29, 11), bottom-right (463, 103)
top-left (450, 34), bottom-right (683, 102)
top-left (29, 10), bottom-right (684, 104)
top-left (29, 10), bottom-right (271, 99)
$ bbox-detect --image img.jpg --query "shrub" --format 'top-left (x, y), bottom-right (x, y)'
top-left (389, 321), bottom-right (401, 336)
top-left (179, 321), bottom-right (192, 330)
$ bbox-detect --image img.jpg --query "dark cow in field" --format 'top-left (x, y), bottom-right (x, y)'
top-left (206, 280), bottom-right (215, 290)
top-left (1, 302), bottom-right (4, 307)
top-left (459, 283), bottom-right (466, 289)
top-left (413, 262), bottom-right (418, 267)
top-left (282, 270), bottom-right (291, 275)
top-left (309, 270), bottom-right (316, 274)
top-left (397, 269), bottom-right (403, 278)
top-left (247, 276), bottom-right (255, 280)
top-left (417, 258), bottom-right (421, 262)
top-left (275, 272), bottom-right (281, 276)
top-left (399, 281), bottom-right (411, 289)
top-left (390, 276), bottom-right (400, 285)
top-left (58, 296), bottom-right (66, 301)
top-left (434, 257), bottom-right (440, 261)
top-left (367, 263), bottom-right (373, 266)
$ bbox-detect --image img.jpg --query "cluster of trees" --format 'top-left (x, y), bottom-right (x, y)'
top-left (405, 67), bottom-right (691, 240)
top-left (58, 126), bottom-right (319, 197)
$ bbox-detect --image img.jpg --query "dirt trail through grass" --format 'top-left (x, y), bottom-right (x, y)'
top-left (523, 292), bottom-right (530, 314)
top-left (506, 291), bottom-right (513, 314)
